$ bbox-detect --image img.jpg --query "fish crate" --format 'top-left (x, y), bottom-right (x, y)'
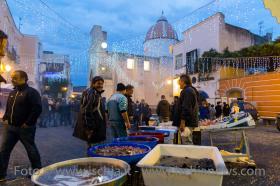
top-left (137, 144), bottom-right (228, 186)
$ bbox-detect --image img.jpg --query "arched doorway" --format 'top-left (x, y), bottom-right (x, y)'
top-left (226, 88), bottom-right (243, 98)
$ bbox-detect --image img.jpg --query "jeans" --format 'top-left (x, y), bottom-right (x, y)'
top-left (109, 121), bottom-right (127, 138)
top-left (0, 125), bottom-right (42, 178)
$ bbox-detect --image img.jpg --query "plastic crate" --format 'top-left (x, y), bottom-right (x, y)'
top-left (113, 136), bottom-right (159, 148)
top-left (129, 132), bottom-right (165, 143)
top-left (88, 143), bottom-right (151, 164)
top-left (137, 144), bottom-right (228, 186)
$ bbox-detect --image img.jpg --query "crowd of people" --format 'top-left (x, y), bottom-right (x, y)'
top-left (198, 100), bottom-right (248, 121)
top-left (38, 96), bottom-right (80, 128)
top-left (0, 70), bottom-right (200, 181)
top-left (73, 74), bottom-right (200, 147)
top-left (199, 101), bottom-right (232, 120)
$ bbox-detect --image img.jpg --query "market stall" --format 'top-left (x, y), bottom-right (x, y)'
top-left (198, 112), bottom-right (256, 167)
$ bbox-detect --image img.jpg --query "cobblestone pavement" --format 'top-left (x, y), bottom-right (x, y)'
top-left (0, 123), bottom-right (279, 186)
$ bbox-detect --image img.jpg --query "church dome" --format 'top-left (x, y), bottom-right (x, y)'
top-left (145, 12), bottom-right (178, 42)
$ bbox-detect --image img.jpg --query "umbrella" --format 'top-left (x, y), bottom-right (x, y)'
top-left (199, 90), bottom-right (209, 100)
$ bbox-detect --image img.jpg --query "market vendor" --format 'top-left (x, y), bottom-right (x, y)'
top-left (174, 74), bottom-right (199, 144)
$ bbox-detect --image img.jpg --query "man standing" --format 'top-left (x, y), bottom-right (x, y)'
top-left (176, 74), bottom-right (199, 144)
top-left (133, 101), bottom-right (142, 128)
top-left (223, 102), bottom-right (231, 117)
top-left (215, 102), bottom-right (222, 118)
top-left (106, 83), bottom-right (131, 138)
top-left (0, 70), bottom-right (42, 181)
top-left (171, 96), bottom-right (180, 126)
top-left (125, 85), bottom-right (135, 129)
top-left (73, 76), bottom-right (107, 148)
top-left (142, 103), bottom-right (152, 126)
top-left (156, 95), bottom-right (170, 122)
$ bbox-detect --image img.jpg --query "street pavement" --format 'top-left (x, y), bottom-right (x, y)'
top-left (0, 123), bottom-right (279, 186)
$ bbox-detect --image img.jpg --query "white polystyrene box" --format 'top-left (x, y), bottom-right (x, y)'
top-left (137, 144), bottom-right (228, 186)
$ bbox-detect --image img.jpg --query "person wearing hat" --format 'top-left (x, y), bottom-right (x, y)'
top-left (73, 76), bottom-right (107, 148)
top-left (106, 83), bottom-right (131, 138)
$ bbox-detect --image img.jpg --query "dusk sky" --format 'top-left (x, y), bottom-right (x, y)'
top-left (6, 0), bottom-right (280, 85)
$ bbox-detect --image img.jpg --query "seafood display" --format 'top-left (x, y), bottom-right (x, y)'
top-left (155, 156), bottom-right (216, 171)
top-left (95, 146), bottom-right (147, 156)
top-left (36, 163), bottom-right (126, 186)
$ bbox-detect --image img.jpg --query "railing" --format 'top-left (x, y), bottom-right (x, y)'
top-left (184, 56), bottom-right (280, 80)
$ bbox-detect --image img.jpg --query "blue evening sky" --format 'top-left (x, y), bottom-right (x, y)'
top-left (6, 0), bottom-right (280, 86)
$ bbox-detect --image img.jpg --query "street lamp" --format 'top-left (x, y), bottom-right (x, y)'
top-left (5, 64), bottom-right (11, 72)
top-left (61, 86), bottom-right (68, 92)
top-left (101, 42), bottom-right (108, 49)
top-left (167, 80), bottom-right (172, 85)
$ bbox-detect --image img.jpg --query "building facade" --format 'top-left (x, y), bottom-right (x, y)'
top-left (172, 12), bottom-right (271, 103)
top-left (0, 0), bottom-right (41, 89)
top-left (89, 14), bottom-right (178, 106)
top-left (39, 51), bottom-right (71, 98)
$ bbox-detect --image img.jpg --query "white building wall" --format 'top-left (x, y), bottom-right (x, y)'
top-left (172, 12), bottom-right (264, 101)
top-left (89, 25), bottom-right (174, 107)
top-left (144, 38), bottom-right (176, 58)
top-left (0, 0), bottom-right (39, 89)
top-left (220, 21), bottom-right (256, 52)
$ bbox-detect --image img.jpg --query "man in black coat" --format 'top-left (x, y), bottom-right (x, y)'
top-left (0, 70), bottom-right (42, 182)
top-left (125, 85), bottom-right (135, 128)
top-left (223, 102), bottom-right (231, 117)
top-left (156, 95), bottom-right (171, 122)
top-left (171, 96), bottom-right (179, 124)
top-left (215, 102), bottom-right (222, 118)
top-left (73, 76), bottom-right (106, 148)
top-left (175, 74), bottom-right (199, 144)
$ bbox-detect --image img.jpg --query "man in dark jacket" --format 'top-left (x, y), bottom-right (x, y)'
top-left (125, 85), bottom-right (135, 128)
top-left (133, 101), bottom-right (142, 127)
top-left (0, 70), bottom-right (42, 181)
top-left (175, 74), bottom-right (199, 144)
top-left (73, 76), bottom-right (106, 148)
top-left (171, 96), bottom-right (179, 125)
top-left (223, 102), bottom-right (231, 117)
top-left (142, 103), bottom-right (152, 126)
top-left (156, 95), bottom-right (170, 122)
top-left (215, 102), bottom-right (222, 118)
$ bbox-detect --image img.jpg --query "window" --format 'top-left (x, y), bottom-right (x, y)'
top-left (175, 54), bottom-right (183, 70)
top-left (186, 49), bottom-right (198, 74)
top-left (144, 60), bottom-right (150, 71)
top-left (127, 58), bottom-right (134, 69)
